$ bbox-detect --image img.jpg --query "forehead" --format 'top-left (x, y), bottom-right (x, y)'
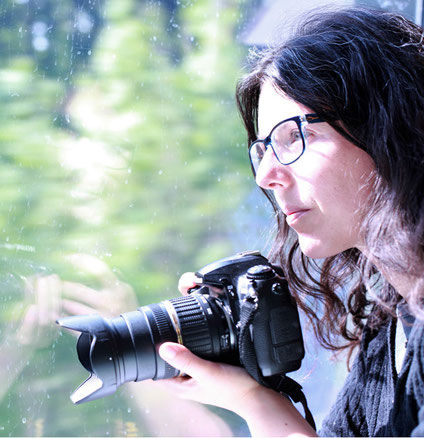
top-left (257, 81), bottom-right (312, 138)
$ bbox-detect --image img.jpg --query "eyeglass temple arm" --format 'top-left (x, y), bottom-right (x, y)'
top-left (305, 114), bottom-right (363, 148)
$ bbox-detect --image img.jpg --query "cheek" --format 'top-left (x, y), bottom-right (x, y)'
top-left (316, 172), bottom-right (372, 224)
top-left (316, 149), bottom-right (375, 211)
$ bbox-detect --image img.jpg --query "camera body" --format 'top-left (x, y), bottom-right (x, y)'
top-left (191, 250), bottom-right (304, 376)
top-left (57, 251), bottom-right (304, 404)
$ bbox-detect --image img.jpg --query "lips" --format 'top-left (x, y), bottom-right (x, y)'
top-left (283, 207), bottom-right (311, 226)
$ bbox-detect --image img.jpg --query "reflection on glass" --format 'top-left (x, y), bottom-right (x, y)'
top-left (3, 0), bottom-right (396, 435)
top-left (0, 0), bottom-right (252, 435)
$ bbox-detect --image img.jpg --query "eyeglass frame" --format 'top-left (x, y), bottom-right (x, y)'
top-left (248, 113), bottom-right (325, 176)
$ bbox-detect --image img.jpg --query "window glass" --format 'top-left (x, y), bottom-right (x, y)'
top-left (0, 0), bottom-right (255, 435)
top-left (1, 0), bottom-right (420, 436)
top-left (358, 0), bottom-right (422, 23)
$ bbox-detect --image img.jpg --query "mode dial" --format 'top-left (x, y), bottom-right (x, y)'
top-left (246, 265), bottom-right (274, 280)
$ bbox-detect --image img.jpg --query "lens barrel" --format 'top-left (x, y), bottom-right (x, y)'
top-left (57, 292), bottom-right (234, 403)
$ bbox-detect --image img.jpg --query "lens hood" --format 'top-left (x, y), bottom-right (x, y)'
top-left (57, 314), bottom-right (136, 404)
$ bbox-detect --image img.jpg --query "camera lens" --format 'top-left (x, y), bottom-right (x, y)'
top-left (57, 292), bottom-right (236, 404)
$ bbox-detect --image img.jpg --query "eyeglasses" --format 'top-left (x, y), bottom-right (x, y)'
top-left (248, 113), bottom-right (325, 176)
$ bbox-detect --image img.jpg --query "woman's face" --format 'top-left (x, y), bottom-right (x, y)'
top-left (256, 81), bottom-right (376, 258)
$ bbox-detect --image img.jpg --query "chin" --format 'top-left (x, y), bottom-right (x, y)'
top-left (297, 236), bottom-right (343, 259)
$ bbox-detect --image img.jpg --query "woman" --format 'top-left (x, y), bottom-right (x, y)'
top-left (158, 7), bottom-right (424, 436)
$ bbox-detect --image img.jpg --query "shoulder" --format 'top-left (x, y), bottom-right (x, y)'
top-left (405, 319), bottom-right (424, 392)
top-left (393, 318), bottom-right (424, 436)
top-left (319, 316), bottom-right (394, 437)
top-left (409, 318), bottom-right (424, 349)
top-left (402, 316), bottom-right (424, 386)
top-left (360, 315), bottom-right (393, 367)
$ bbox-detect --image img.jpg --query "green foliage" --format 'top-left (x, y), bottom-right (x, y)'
top-left (0, 0), bottom-right (259, 436)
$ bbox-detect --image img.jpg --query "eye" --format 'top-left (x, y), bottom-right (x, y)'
top-left (269, 119), bottom-right (308, 164)
top-left (288, 130), bottom-right (302, 145)
top-left (273, 125), bottom-right (302, 150)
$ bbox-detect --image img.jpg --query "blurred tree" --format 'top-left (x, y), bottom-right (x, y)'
top-left (0, 0), bottom-right (104, 78)
top-left (0, 0), bottom-right (255, 435)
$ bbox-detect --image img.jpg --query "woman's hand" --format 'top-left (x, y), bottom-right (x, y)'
top-left (60, 253), bottom-right (138, 318)
top-left (16, 274), bottom-right (62, 348)
top-left (17, 254), bottom-right (139, 346)
top-left (156, 271), bottom-right (318, 437)
top-left (158, 342), bottom-right (262, 413)
top-left (177, 271), bottom-right (203, 295)
top-left (158, 343), bottom-right (316, 437)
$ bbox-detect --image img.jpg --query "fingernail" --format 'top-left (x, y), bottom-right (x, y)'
top-left (159, 343), bottom-right (178, 360)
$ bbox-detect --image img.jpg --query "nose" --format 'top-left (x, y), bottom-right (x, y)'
top-left (255, 147), bottom-right (292, 191)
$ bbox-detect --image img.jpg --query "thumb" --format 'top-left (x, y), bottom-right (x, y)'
top-left (159, 342), bottom-right (213, 380)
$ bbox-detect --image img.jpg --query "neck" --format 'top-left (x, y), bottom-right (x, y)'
top-left (369, 258), bottom-right (416, 302)
top-left (357, 246), bottom-right (413, 301)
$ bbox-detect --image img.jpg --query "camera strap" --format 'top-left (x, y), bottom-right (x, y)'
top-left (238, 298), bottom-right (316, 431)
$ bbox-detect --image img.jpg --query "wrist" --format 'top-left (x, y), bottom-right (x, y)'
top-left (236, 385), bottom-right (317, 437)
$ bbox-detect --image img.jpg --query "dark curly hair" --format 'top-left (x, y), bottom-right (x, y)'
top-left (236, 6), bottom-right (424, 354)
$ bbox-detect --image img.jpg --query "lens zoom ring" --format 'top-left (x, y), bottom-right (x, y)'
top-left (151, 306), bottom-right (175, 341)
top-left (170, 296), bottom-right (213, 355)
top-left (151, 305), bottom-right (179, 378)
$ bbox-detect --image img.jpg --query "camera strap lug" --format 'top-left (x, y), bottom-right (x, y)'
top-left (238, 298), bottom-right (316, 431)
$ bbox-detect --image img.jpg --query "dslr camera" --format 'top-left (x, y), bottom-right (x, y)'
top-left (57, 251), bottom-right (304, 404)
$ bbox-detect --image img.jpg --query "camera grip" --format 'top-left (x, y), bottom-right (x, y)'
top-left (252, 293), bottom-right (304, 376)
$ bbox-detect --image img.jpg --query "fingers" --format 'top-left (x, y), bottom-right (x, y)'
top-left (61, 280), bottom-right (136, 316)
top-left (157, 343), bottom-right (261, 413)
top-left (17, 304), bottom-right (39, 344)
top-left (63, 256), bottom-right (138, 314)
top-left (61, 281), bottom-right (104, 308)
top-left (159, 343), bottom-right (217, 381)
top-left (66, 253), bottom-right (118, 288)
top-left (30, 275), bottom-right (62, 326)
top-left (178, 272), bottom-right (202, 295)
top-left (61, 299), bottom-right (98, 316)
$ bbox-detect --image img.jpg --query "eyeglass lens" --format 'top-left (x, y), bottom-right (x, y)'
top-left (250, 120), bottom-right (304, 174)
